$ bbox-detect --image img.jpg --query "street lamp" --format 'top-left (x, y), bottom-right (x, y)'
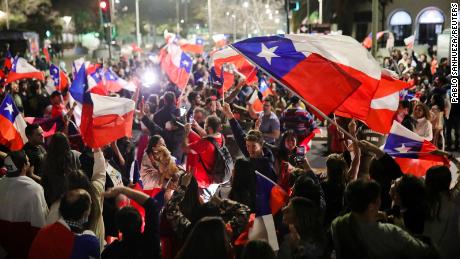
top-left (318, 0), bottom-right (323, 24)
top-left (243, 1), bottom-right (249, 8)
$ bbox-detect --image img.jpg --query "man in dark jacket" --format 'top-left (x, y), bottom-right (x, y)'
top-left (101, 186), bottom-right (162, 259)
top-left (223, 103), bottom-right (277, 182)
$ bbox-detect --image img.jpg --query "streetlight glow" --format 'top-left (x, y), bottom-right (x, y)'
top-left (243, 1), bottom-right (249, 8)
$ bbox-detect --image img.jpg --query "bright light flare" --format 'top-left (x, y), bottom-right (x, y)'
top-left (142, 71), bottom-right (157, 87)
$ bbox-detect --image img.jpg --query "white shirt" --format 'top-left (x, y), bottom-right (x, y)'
top-left (0, 176), bottom-right (48, 227)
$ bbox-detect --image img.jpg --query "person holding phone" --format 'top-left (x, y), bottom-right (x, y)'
top-left (273, 130), bottom-right (313, 191)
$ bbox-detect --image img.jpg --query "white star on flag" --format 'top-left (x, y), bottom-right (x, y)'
top-left (4, 103), bottom-right (14, 115)
top-left (394, 143), bottom-right (411, 153)
top-left (182, 60), bottom-right (190, 67)
top-left (257, 43), bottom-right (279, 65)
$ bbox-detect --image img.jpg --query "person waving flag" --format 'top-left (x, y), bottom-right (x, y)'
top-left (69, 65), bottom-right (135, 148)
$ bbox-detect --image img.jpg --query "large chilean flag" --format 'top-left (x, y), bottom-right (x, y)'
top-left (231, 34), bottom-right (381, 115)
top-left (70, 65), bottom-right (135, 148)
top-left (0, 95), bottom-right (28, 151)
top-left (336, 69), bottom-right (410, 133)
top-left (383, 121), bottom-right (449, 177)
top-left (6, 57), bottom-right (45, 83)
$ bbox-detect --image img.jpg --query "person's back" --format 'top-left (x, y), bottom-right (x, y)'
top-left (280, 98), bottom-right (316, 138)
top-left (332, 213), bottom-right (431, 259)
top-left (29, 219), bottom-right (99, 259)
top-left (29, 189), bottom-right (100, 259)
top-left (101, 186), bottom-right (161, 259)
top-left (331, 179), bottom-right (433, 259)
top-left (0, 151), bottom-right (48, 259)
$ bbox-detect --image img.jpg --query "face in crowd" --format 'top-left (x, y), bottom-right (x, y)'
top-left (29, 126), bottom-right (44, 146)
top-left (263, 101), bottom-right (272, 114)
top-left (413, 104), bottom-right (427, 119)
top-left (284, 134), bottom-right (297, 152)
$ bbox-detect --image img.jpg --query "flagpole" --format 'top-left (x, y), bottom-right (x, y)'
top-left (228, 44), bottom-right (359, 142)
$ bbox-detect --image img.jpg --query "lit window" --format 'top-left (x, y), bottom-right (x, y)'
top-left (418, 9), bottom-right (444, 24)
top-left (390, 11), bottom-right (412, 26)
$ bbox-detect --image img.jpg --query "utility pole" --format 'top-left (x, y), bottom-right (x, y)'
top-left (371, 0), bottom-right (378, 57)
top-left (135, 0), bottom-right (141, 47)
top-left (318, 0), bottom-right (323, 24)
top-left (207, 0), bottom-right (212, 38)
top-left (285, 0), bottom-right (290, 34)
top-left (176, 0), bottom-right (180, 33)
top-left (5, 0), bottom-right (9, 30)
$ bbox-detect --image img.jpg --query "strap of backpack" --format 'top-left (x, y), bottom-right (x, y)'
top-left (197, 135), bottom-right (223, 174)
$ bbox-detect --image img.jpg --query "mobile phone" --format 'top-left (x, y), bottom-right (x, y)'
top-left (179, 107), bottom-right (187, 117)
top-left (295, 146), bottom-right (305, 163)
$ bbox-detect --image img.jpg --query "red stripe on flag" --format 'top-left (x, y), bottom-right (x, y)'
top-left (6, 72), bottom-right (45, 83)
top-left (280, 53), bottom-right (361, 116)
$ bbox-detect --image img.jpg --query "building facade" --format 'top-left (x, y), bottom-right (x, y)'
top-left (348, 0), bottom-right (451, 47)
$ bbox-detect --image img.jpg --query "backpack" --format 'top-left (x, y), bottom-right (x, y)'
top-left (198, 136), bottom-right (233, 184)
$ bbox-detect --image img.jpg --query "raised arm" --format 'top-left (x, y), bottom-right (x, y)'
top-left (223, 103), bottom-right (249, 157)
top-left (346, 120), bottom-right (361, 181)
top-left (92, 148), bottom-right (106, 193)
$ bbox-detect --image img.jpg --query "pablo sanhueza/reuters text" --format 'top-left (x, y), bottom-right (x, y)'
top-left (452, 3), bottom-right (458, 103)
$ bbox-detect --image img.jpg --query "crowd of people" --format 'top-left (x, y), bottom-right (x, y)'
top-left (0, 42), bottom-right (459, 259)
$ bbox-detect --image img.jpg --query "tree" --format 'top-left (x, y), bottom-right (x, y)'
top-left (2, 0), bottom-right (61, 40)
top-left (191, 0), bottom-right (285, 37)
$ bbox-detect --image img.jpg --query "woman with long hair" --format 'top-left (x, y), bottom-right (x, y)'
top-left (140, 135), bottom-right (167, 190)
top-left (41, 132), bottom-right (81, 206)
top-left (228, 158), bottom-right (256, 211)
top-left (41, 133), bottom-right (106, 248)
top-left (175, 217), bottom-right (233, 259)
top-left (412, 102), bottom-right (433, 141)
top-left (279, 197), bottom-right (327, 259)
top-left (389, 174), bottom-right (427, 235)
top-left (424, 157), bottom-right (460, 259)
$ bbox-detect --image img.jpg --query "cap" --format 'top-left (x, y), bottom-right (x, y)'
top-left (4, 156), bottom-right (18, 173)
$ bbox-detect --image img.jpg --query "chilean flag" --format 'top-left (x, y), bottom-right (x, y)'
top-left (249, 76), bottom-right (274, 112)
top-left (231, 34), bottom-right (381, 116)
top-left (70, 65), bottom-right (135, 148)
top-left (242, 171), bottom-right (288, 251)
top-left (104, 69), bottom-right (136, 92)
top-left (362, 31), bottom-right (385, 49)
top-left (6, 57), bottom-right (45, 83)
top-left (404, 35), bottom-right (415, 49)
top-left (210, 47), bottom-right (257, 91)
top-left (178, 38), bottom-right (204, 54)
top-left (86, 64), bottom-right (107, 96)
top-left (0, 95), bottom-right (28, 151)
top-left (50, 64), bottom-right (69, 91)
top-left (364, 71), bottom-right (410, 133)
top-left (383, 122), bottom-right (449, 177)
top-left (337, 69), bottom-right (410, 133)
top-left (159, 43), bottom-right (192, 89)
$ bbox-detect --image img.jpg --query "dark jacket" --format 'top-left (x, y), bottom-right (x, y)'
top-left (102, 198), bottom-right (161, 259)
top-left (229, 118), bottom-right (277, 182)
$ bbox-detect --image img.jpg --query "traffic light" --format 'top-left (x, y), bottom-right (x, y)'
top-left (99, 0), bottom-right (111, 24)
top-left (288, 0), bottom-right (300, 12)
